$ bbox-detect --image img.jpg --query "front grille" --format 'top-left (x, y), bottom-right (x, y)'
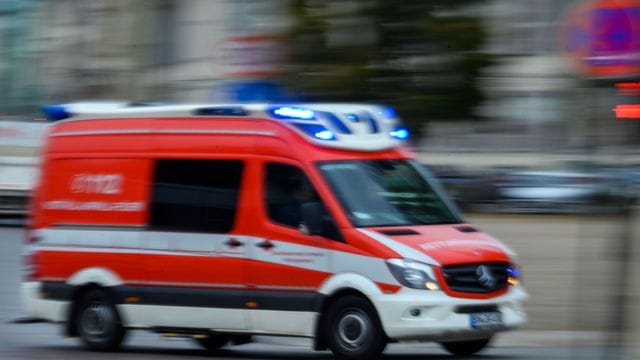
top-left (441, 262), bottom-right (509, 293)
top-left (455, 304), bottom-right (499, 314)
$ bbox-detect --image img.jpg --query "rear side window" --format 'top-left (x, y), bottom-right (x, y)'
top-left (150, 159), bottom-right (243, 233)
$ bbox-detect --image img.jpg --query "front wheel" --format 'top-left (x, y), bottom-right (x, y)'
top-left (323, 295), bottom-right (387, 360)
top-left (75, 289), bottom-right (126, 351)
top-left (439, 337), bottom-right (492, 357)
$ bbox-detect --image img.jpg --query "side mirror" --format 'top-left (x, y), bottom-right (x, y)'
top-left (301, 202), bottom-right (343, 241)
top-left (301, 202), bottom-right (324, 236)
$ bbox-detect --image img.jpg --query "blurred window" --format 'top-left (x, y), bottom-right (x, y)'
top-left (150, 159), bottom-right (243, 233)
top-left (319, 159), bottom-right (461, 227)
top-left (265, 163), bottom-right (320, 228)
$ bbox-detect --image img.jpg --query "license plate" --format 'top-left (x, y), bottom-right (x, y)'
top-left (470, 312), bottom-right (502, 329)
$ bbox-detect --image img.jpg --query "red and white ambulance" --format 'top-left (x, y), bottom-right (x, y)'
top-left (23, 103), bottom-right (526, 358)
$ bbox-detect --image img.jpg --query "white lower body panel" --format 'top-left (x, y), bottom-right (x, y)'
top-left (247, 309), bottom-right (316, 337)
top-left (119, 304), bottom-right (248, 331)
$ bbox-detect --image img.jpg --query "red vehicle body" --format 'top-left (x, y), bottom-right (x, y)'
top-left (23, 103), bottom-right (526, 359)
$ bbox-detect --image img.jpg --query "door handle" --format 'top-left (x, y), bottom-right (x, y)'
top-left (224, 238), bottom-right (244, 248)
top-left (256, 240), bottom-right (275, 250)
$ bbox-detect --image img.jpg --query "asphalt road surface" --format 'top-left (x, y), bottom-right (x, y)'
top-left (0, 226), bottom-right (624, 359)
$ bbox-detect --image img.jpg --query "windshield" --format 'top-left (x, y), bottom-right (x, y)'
top-left (318, 159), bottom-right (462, 227)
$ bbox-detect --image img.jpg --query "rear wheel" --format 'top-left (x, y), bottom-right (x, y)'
top-left (195, 335), bottom-right (230, 352)
top-left (323, 295), bottom-right (387, 360)
top-left (439, 337), bottom-right (492, 357)
top-left (75, 289), bottom-right (126, 351)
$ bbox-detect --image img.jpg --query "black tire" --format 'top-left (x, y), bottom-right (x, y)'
top-left (74, 289), bottom-right (126, 351)
top-left (323, 295), bottom-right (387, 360)
top-left (195, 335), bottom-right (230, 352)
top-left (439, 337), bottom-right (492, 357)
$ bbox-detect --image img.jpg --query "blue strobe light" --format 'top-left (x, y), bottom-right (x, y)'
top-left (293, 123), bottom-right (336, 141)
top-left (41, 104), bottom-right (72, 122)
top-left (378, 106), bottom-right (397, 118)
top-left (269, 106), bottom-right (316, 120)
top-left (389, 126), bottom-right (410, 140)
top-left (314, 130), bottom-right (336, 140)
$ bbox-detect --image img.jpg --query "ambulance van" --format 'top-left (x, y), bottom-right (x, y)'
top-left (23, 103), bottom-right (526, 359)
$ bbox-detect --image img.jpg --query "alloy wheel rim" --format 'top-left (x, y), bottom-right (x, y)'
top-left (80, 302), bottom-right (114, 340)
top-left (337, 310), bottom-right (369, 349)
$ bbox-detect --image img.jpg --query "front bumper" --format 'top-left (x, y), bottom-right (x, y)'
top-left (372, 286), bottom-right (527, 342)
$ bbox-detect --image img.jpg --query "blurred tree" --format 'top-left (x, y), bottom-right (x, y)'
top-left (279, 0), bottom-right (491, 139)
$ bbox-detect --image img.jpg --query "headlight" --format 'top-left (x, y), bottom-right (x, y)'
top-left (386, 259), bottom-right (440, 290)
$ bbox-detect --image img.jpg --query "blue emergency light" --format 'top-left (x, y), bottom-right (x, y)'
top-left (269, 106), bottom-right (316, 120)
top-left (507, 267), bottom-right (520, 278)
top-left (315, 130), bottom-right (336, 140)
top-left (345, 113), bottom-right (359, 122)
top-left (378, 106), bottom-right (397, 118)
top-left (41, 104), bottom-right (72, 122)
top-left (294, 123), bottom-right (336, 141)
top-left (389, 126), bottom-right (410, 140)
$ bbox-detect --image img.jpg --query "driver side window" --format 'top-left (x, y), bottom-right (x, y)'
top-left (265, 163), bottom-right (319, 229)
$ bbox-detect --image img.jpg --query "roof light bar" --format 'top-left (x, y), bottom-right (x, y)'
top-left (269, 106), bottom-right (315, 120)
top-left (363, 111), bottom-right (380, 134)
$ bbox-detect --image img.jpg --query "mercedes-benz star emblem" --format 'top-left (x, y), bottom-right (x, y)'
top-left (476, 265), bottom-right (496, 289)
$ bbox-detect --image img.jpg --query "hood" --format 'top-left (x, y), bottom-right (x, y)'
top-left (360, 224), bottom-right (514, 266)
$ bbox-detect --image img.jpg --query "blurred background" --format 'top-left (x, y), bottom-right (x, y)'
top-left (0, 0), bottom-right (639, 358)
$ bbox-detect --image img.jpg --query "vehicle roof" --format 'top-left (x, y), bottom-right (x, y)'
top-left (45, 102), bottom-right (409, 153)
top-left (43, 102), bottom-right (413, 159)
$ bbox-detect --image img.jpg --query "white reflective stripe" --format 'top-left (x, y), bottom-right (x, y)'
top-left (51, 129), bottom-right (275, 137)
top-left (246, 237), bottom-right (328, 274)
top-left (33, 228), bottom-right (398, 286)
top-left (247, 237), bottom-right (395, 285)
top-left (119, 304), bottom-right (247, 330)
top-left (35, 228), bottom-right (238, 253)
top-left (332, 251), bottom-right (398, 285)
top-left (358, 229), bottom-right (439, 266)
top-left (32, 245), bottom-right (216, 257)
top-left (247, 309), bottom-right (315, 336)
